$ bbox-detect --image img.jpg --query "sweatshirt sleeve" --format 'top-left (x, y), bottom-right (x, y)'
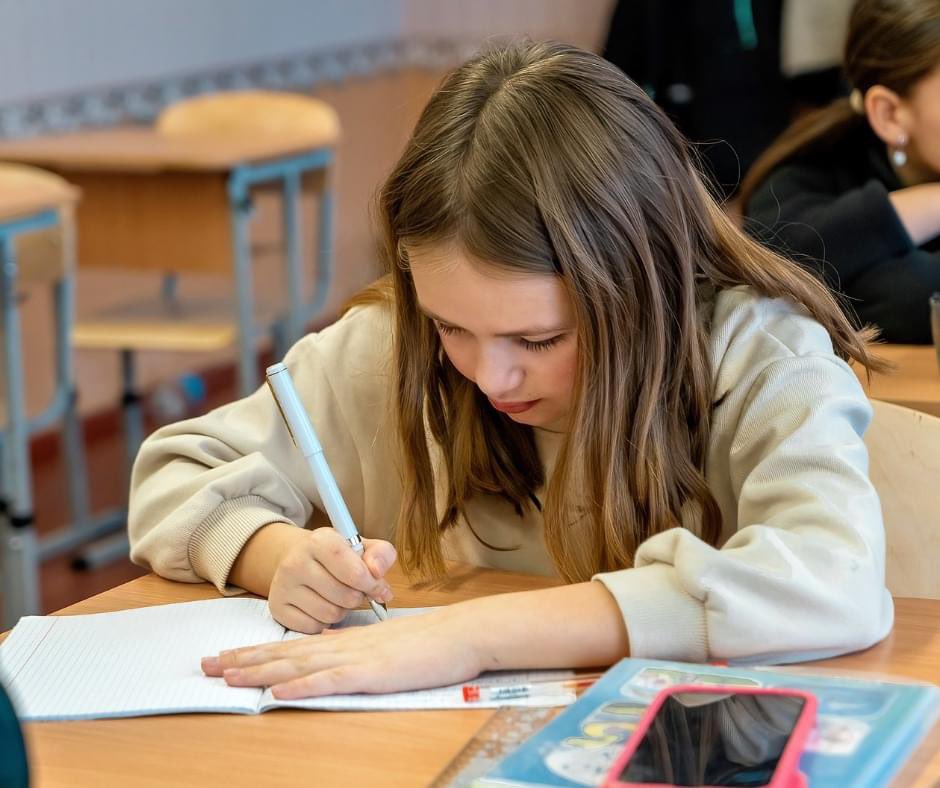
top-left (127, 305), bottom-right (399, 594)
top-left (593, 352), bottom-right (894, 664)
top-left (745, 166), bottom-right (914, 287)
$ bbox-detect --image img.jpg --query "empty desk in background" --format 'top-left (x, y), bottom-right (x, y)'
top-left (0, 126), bottom-right (337, 395)
top-left (854, 344), bottom-right (940, 418)
top-left (1, 564), bottom-right (938, 787)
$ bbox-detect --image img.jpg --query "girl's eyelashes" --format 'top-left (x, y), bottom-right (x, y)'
top-left (434, 322), bottom-right (461, 337)
top-left (434, 321), bottom-right (564, 352)
top-left (520, 335), bottom-right (563, 352)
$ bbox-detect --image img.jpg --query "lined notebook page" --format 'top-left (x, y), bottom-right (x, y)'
top-left (0, 598), bottom-right (284, 721)
top-left (0, 599), bottom-right (577, 720)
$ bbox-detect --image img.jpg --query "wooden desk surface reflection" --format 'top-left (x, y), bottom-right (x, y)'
top-left (3, 567), bottom-right (938, 787)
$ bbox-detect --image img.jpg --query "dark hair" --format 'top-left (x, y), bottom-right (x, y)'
top-left (740, 0), bottom-right (940, 207)
top-left (359, 40), bottom-right (883, 582)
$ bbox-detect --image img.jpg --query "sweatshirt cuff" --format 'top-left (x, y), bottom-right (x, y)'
top-left (188, 495), bottom-right (294, 595)
top-left (592, 563), bottom-right (709, 662)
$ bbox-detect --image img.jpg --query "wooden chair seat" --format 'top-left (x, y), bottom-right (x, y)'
top-left (865, 400), bottom-right (940, 600)
top-left (156, 90), bottom-right (340, 149)
top-left (0, 162), bottom-right (78, 222)
top-left (0, 163), bottom-right (78, 286)
top-left (72, 293), bottom-right (282, 353)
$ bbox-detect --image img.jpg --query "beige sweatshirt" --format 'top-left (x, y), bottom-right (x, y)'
top-left (128, 286), bottom-right (894, 665)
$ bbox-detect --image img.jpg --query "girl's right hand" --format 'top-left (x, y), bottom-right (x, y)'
top-left (268, 526), bottom-right (396, 634)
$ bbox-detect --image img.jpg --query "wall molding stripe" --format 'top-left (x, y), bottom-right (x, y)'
top-left (0, 35), bottom-right (483, 139)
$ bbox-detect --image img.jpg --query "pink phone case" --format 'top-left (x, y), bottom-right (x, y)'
top-left (603, 684), bottom-right (817, 788)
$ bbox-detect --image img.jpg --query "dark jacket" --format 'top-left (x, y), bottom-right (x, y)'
top-left (744, 121), bottom-right (940, 344)
top-left (604, 0), bottom-right (791, 199)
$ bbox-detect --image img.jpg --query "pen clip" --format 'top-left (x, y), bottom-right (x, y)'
top-left (266, 377), bottom-right (298, 448)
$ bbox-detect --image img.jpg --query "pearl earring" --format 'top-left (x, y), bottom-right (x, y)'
top-left (892, 135), bottom-right (908, 168)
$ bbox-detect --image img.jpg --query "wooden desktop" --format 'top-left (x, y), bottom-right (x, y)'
top-left (1, 565), bottom-right (937, 787)
top-left (856, 344), bottom-right (940, 418)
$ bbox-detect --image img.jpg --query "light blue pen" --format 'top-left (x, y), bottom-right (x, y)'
top-left (265, 362), bottom-right (389, 622)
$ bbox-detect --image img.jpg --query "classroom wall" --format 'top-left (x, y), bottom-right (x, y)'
top-left (0, 0), bottom-right (404, 106)
top-left (5, 0), bottom-right (614, 420)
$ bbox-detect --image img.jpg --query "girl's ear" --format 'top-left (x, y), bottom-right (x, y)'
top-left (864, 85), bottom-right (913, 148)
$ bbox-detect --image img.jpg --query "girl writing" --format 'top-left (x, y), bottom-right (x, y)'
top-left (129, 41), bottom-right (893, 699)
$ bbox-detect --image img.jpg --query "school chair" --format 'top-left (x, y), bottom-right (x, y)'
top-left (69, 90), bottom-right (340, 567)
top-left (864, 399), bottom-right (940, 600)
top-left (0, 163), bottom-right (123, 625)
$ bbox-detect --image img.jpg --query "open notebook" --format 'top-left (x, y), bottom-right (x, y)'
top-left (0, 597), bottom-right (576, 721)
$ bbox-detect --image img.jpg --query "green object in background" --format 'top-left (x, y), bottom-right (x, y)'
top-left (0, 680), bottom-right (29, 787)
top-left (733, 0), bottom-right (758, 49)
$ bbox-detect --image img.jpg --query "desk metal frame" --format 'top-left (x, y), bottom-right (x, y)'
top-left (228, 147), bottom-right (334, 395)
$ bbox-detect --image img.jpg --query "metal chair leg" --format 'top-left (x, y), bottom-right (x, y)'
top-left (229, 185), bottom-right (258, 397)
top-left (70, 349), bottom-right (140, 570)
top-left (39, 283), bottom-right (126, 564)
top-left (0, 233), bottom-right (40, 626)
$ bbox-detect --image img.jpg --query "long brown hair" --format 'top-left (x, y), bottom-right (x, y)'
top-left (366, 41), bottom-right (882, 583)
top-left (740, 0), bottom-right (940, 208)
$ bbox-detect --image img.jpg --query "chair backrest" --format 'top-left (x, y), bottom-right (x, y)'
top-left (0, 163), bottom-right (75, 286)
top-left (156, 89), bottom-right (340, 145)
top-left (864, 400), bottom-right (940, 600)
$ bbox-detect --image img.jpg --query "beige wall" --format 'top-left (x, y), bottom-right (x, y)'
top-left (14, 1), bottom-right (614, 420)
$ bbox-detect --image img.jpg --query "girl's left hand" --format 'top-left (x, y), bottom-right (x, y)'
top-left (200, 605), bottom-right (483, 699)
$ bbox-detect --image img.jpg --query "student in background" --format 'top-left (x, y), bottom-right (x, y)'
top-left (602, 0), bottom-right (851, 201)
top-left (742, 0), bottom-right (940, 344)
top-left (129, 42), bottom-right (892, 701)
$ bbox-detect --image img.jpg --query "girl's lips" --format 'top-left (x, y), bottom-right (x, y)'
top-left (488, 398), bottom-right (540, 414)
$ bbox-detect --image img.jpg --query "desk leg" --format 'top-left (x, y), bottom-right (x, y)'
top-left (309, 165), bottom-right (334, 324)
top-left (229, 185), bottom-right (257, 397)
top-left (52, 275), bottom-right (92, 524)
top-left (0, 235), bottom-right (40, 626)
top-left (282, 171), bottom-right (304, 346)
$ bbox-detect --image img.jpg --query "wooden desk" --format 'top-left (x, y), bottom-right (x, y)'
top-left (2, 567), bottom-right (937, 787)
top-left (0, 128), bottom-right (326, 273)
top-left (856, 344), bottom-right (940, 418)
top-left (0, 127), bottom-right (335, 394)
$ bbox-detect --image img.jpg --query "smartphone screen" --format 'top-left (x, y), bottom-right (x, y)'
top-left (614, 691), bottom-right (806, 787)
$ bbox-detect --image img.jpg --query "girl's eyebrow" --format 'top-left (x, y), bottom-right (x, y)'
top-left (417, 305), bottom-right (570, 337)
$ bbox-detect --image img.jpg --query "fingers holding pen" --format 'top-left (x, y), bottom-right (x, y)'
top-left (360, 537), bottom-right (397, 585)
top-left (267, 527), bottom-right (394, 632)
top-left (306, 528), bottom-right (395, 601)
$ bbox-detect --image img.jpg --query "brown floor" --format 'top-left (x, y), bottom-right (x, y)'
top-left (34, 429), bottom-right (144, 613)
top-left (31, 371), bottom-right (241, 613)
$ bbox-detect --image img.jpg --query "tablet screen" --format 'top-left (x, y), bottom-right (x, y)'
top-left (615, 691), bottom-right (806, 787)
